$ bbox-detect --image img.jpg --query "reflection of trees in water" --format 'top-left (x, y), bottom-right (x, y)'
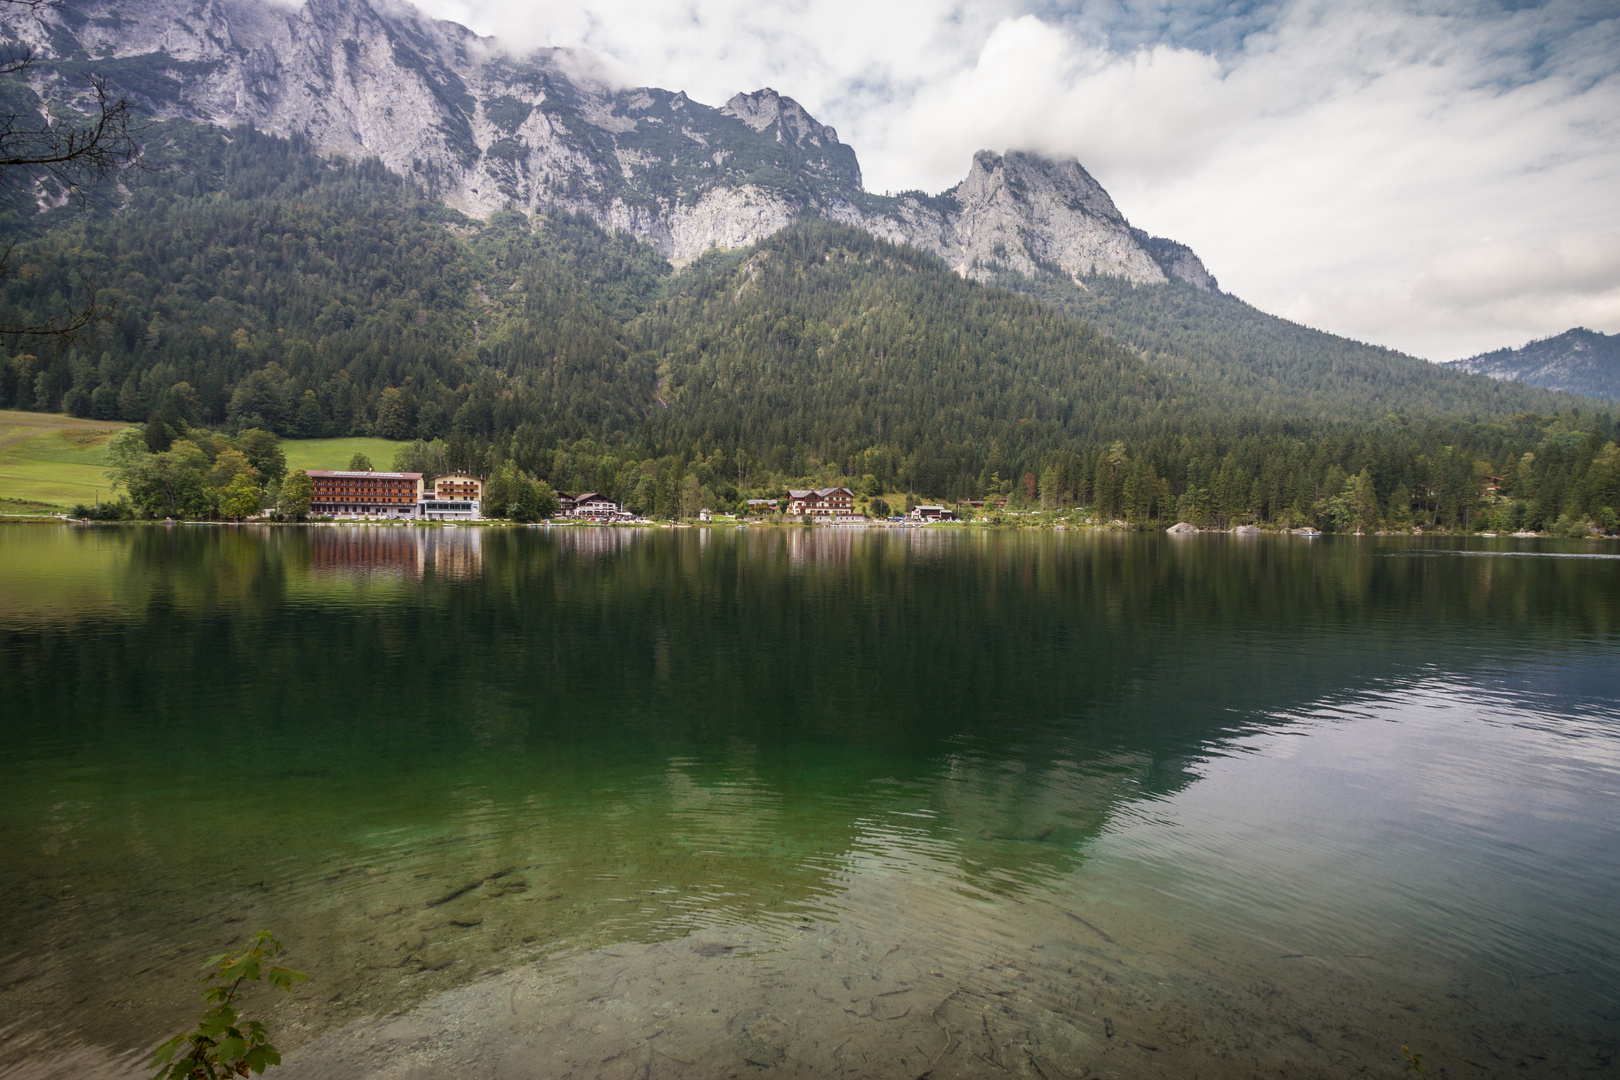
top-left (2, 528), bottom-right (1619, 1064)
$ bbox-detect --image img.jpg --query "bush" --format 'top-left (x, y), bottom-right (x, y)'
top-left (68, 500), bottom-right (130, 521)
top-left (151, 931), bottom-right (306, 1080)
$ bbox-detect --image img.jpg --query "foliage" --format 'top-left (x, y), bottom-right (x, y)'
top-left (67, 498), bottom-right (129, 520)
top-left (1, 0), bottom-right (143, 346)
top-left (105, 423), bottom-right (286, 519)
top-left (347, 452), bottom-right (372, 471)
top-left (482, 459), bottom-right (557, 521)
top-left (4, 119), bottom-right (1617, 529)
top-left (998, 266), bottom-right (1588, 422)
top-left (219, 473), bottom-right (262, 520)
top-left (392, 438), bottom-right (448, 479)
top-left (150, 930), bottom-right (306, 1080)
top-left (277, 469), bottom-right (311, 521)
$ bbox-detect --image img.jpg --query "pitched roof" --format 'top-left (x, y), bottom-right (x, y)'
top-left (788, 487), bottom-right (853, 499)
top-left (306, 470), bottom-right (421, 479)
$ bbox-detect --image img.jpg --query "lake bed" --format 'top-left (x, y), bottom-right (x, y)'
top-left (1, 526), bottom-right (1616, 1079)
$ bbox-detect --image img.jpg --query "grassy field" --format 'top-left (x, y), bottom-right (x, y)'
top-left (0, 411), bottom-right (125, 510)
top-left (0, 413), bottom-right (411, 510)
top-left (282, 436), bottom-right (409, 473)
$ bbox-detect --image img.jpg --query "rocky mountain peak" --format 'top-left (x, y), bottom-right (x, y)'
top-left (13, 0), bottom-right (1218, 289)
top-left (721, 89), bottom-right (840, 148)
top-left (908, 149), bottom-right (1172, 286)
top-left (961, 151), bottom-right (1127, 226)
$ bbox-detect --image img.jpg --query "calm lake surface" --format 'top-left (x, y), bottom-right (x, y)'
top-left (1, 524), bottom-right (1617, 1079)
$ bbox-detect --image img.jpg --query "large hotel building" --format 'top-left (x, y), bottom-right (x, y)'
top-left (308, 470), bottom-right (424, 518)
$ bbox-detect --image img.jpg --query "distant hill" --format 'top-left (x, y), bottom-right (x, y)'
top-left (1443, 329), bottom-right (1620, 402)
top-left (992, 268), bottom-right (1590, 422)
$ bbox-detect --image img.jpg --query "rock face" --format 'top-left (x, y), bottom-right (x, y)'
top-left (857, 151), bottom-right (1182, 286)
top-left (9, 0), bottom-right (1216, 287)
top-left (1443, 328), bottom-right (1619, 402)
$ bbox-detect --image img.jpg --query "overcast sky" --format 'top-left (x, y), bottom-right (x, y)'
top-left (415, 0), bottom-right (1619, 361)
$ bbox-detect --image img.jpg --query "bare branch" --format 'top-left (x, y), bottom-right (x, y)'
top-left (2, 76), bottom-right (144, 199)
top-left (0, 0), bottom-right (137, 344)
top-left (0, 0), bottom-right (55, 72)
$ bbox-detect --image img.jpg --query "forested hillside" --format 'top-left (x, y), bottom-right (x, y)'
top-left (3, 121), bottom-right (1617, 531)
top-left (998, 267), bottom-right (1588, 420)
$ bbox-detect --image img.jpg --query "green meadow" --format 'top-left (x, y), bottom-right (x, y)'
top-left (280, 436), bottom-right (410, 474)
top-left (0, 411), bottom-right (123, 511)
top-left (0, 412), bottom-right (409, 511)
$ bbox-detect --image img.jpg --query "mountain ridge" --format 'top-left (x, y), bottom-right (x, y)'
top-left (8, 0), bottom-right (1216, 287)
top-left (1443, 328), bottom-right (1620, 403)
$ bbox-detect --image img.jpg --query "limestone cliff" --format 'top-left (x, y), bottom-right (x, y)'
top-left (6, 0), bottom-right (1217, 288)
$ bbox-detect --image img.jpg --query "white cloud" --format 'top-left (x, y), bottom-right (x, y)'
top-left (413, 0), bottom-right (1620, 361)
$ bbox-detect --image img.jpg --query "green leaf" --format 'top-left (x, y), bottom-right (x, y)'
top-left (150, 1035), bottom-right (184, 1067)
top-left (268, 966), bottom-right (307, 989)
top-left (215, 1036), bottom-right (247, 1063)
top-left (198, 1006), bottom-right (237, 1038)
top-left (242, 1044), bottom-right (281, 1074)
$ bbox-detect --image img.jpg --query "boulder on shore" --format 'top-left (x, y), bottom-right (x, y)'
top-left (1166, 522), bottom-right (1199, 535)
top-left (1232, 524), bottom-right (1263, 536)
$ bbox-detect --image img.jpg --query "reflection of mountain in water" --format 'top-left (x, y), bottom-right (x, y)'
top-left (0, 527), bottom-right (1617, 1067)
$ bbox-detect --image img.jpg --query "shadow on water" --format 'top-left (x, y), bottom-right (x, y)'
top-left (0, 525), bottom-right (1617, 1076)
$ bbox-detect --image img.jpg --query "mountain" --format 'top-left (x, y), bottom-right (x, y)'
top-left (1443, 329), bottom-right (1620, 402)
top-left (10, 0), bottom-right (1213, 287)
top-left (0, 119), bottom-right (1611, 527)
top-left (2, 0), bottom-right (1609, 522)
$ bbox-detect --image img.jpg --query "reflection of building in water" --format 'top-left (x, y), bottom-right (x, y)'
top-left (305, 528), bottom-right (485, 580)
top-left (551, 525), bottom-right (646, 561)
top-left (308, 528), bottom-right (424, 578)
top-left (426, 528), bottom-right (483, 580)
top-left (783, 525), bottom-right (862, 568)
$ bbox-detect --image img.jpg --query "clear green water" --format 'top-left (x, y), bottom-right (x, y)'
top-left (1, 524), bottom-right (1617, 1079)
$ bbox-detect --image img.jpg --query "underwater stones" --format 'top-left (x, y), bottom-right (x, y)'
top-left (409, 943), bottom-right (458, 971)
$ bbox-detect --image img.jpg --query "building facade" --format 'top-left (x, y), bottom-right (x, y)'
top-left (787, 487), bottom-right (856, 516)
top-left (433, 472), bottom-right (483, 501)
top-left (418, 471), bottom-right (482, 521)
top-left (569, 492), bottom-right (625, 520)
top-left (308, 471), bottom-right (423, 518)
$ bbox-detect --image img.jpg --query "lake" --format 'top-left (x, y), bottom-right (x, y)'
top-left (1, 524), bottom-right (1617, 1079)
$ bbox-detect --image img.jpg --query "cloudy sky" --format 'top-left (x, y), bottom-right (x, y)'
top-left (415, 0), bottom-right (1618, 361)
